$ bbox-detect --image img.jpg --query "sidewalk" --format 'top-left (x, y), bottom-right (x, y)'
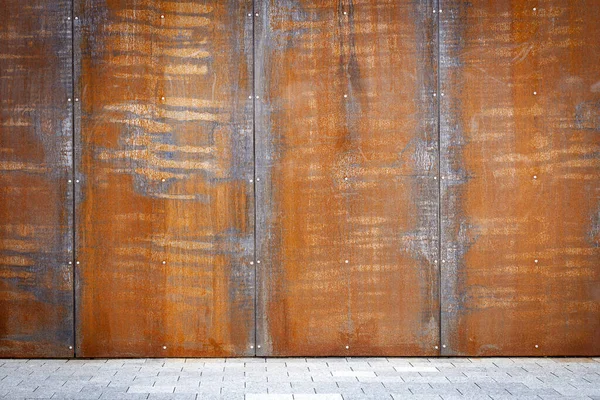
top-left (0, 357), bottom-right (598, 399)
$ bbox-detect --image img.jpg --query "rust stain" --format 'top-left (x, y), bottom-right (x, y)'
top-left (440, 0), bottom-right (600, 356)
top-left (76, 0), bottom-right (254, 357)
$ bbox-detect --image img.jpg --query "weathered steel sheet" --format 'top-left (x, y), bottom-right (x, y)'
top-left (255, 0), bottom-right (440, 356)
top-left (0, 0), bottom-right (74, 357)
top-left (75, 0), bottom-right (255, 357)
top-left (440, 0), bottom-right (600, 355)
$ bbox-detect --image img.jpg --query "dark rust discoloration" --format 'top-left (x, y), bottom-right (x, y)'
top-left (75, 0), bottom-right (255, 357)
top-left (0, 0), bottom-right (74, 357)
top-left (255, 0), bottom-right (440, 356)
top-left (440, 0), bottom-right (600, 355)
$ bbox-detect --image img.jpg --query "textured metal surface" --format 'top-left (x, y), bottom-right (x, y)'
top-left (440, 0), bottom-right (600, 355)
top-left (255, 0), bottom-right (440, 356)
top-left (75, 0), bottom-right (255, 357)
top-left (0, 1), bottom-right (74, 357)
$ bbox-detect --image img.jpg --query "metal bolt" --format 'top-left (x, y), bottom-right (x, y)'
top-left (69, 346), bottom-right (73, 350)
top-left (163, 346), bottom-right (167, 349)
top-left (74, 17), bottom-right (79, 20)
top-left (75, 98), bottom-right (79, 102)
top-left (255, 13), bottom-right (259, 17)
top-left (76, 261), bottom-right (80, 265)
top-left (162, 261), bottom-right (166, 265)
top-left (434, 260), bottom-right (438, 264)
top-left (535, 344), bottom-right (539, 348)
top-left (442, 260), bottom-right (446, 263)
top-left (433, 9), bottom-right (436, 13)
top-left (161, 96), bottom-right (165, 101)
top-left (533, 7), bottom-right (537, 11)
top-left (533, 91), bottom-right (537, 95)
top-left (343, 94), bottom-right (348, 98)
top-left (257, 345), bottom-right (261, 349)
top-left (344, 177), bottom-right (348, 181)
top-left (76, 180), bottom-right (80, 183)
top-left (255, 95), bottom-right (259, 99)
top-left (257, 260), bottom-right (261, 264)
top-left (435, 345), bottom-right (439, 349)
top-left (442, 345), bottom-right (446, 348)
top-left (533, 175), bottom-right (537, 179)
top-left (534, 259), bottom-right (539, 263)
top-left (249, 179), bottom-right (253, 183)
top-left (248, 96), bottom-right (252, 99)
top-left (250, 261), bottom-right (254, 265)
top-left (248, 13), bottom-right (252, 17)
top-left (434, 176), bottom-right (437, 180)
top-left (345, 345), bottom-right (349, 349)
top-left (250, 345), bottom-right (254, 349)
top-left (68, 179), bottom-right (72, 183)
top-left (433, 93), bottom-right (437, 97)
top-left (441, 93), bottom-right (445, 97)
top-left (345, 260), bottom-right (349, 264)
top-left (343, 11), bottom-right (347, 15)
top-left (439, 9), bottom-right (442, 13)
top-left (160, 15), bottom-right (165, 19)
top-left (68, 98), bottom-right (72, 102)
top-left (68, 261), bottom-right (72, 265)
top-left (67, 17), bottom-right (71, 21)
top-left (161, 178), bottom-right (166, 182)
top-left (256, 178), bottom-right (260, 182)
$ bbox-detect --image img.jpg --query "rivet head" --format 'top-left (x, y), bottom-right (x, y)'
top-left (249, 179), bottom-right (253, 183)
top-left (345, 345), bottom-right (349, 349)
top-left (67, 17), bottom-right (71, 21)
top-left (76, 261), bottom-right (80, 265)
top-left (533, 7), bottom-right (537, 11)
top-left (343, 11), bottom-right (347, 15)
top-left (69, 346), bottom-right (73, 350)
top-left (68, 98), bottom-right (72, 102)
top-left (534, 259), bottom-right (539, 263)
top-left (442, 260), bottom-right (446, 263)
top-left (74, 17), bottom-right (78, 20)
top-left (75, 98), bottom-right (79, 102)
top-left (161, 96), bottom-right (165, 101)
top-left (435, 345), bottom-right (439, 349)
top-left (248, 13), bottom-right (252, 17)
top-left (162, 261), bottom-right (166, 265)
top-left (250, 345), bottom-right (254, 349)
top-left (161, 178), bottom-right (166, 182)
top-left (160, 15), bottom-right (165, 19)
top-left (343, 94), bottom-right (348, 98)
top-left (439, 9), bottom-right (442, 13)
top-left (255, 13), bottom-right (259, 16)
top-left (76, 180), bottom-right (80, 183)
top-left (535, 344), bottom-right (539, 348)
top-left (68, 179), bottom-right (72, 183)
top-left (344, 177), bottom-right (348, 181)
top-left (533, 91), bottom-right (537, 95)
top-left (344, 260), bottom-right (349, 264)
top-left (442, 345), bottom-right (446, 348)
top-left (248, 96), bottom-right (252, 99)
top-left (256, 178), bottom-right (260, 181)
top-left (250, 261), bottom-right (254, 265)
top-left (441, 93), bottom-right (445, 96)
top-left (433, 10), bottom-right (436, 13)
top-left (257, 345), bottom-right (261, 348)
top-left (163, 346), bottom-right (167, 349)
top-left (257, 260), bottom-right (261, 264)
top-left (433, 93), bottom-right (437, 97)
top-left (255, 95), bottom-right (259, 99)
top-left (68, 261), bottom-right (72, 265)
top-left (533, 175), bottom-right (537, 179)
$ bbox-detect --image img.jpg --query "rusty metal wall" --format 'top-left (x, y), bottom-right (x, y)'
top-left (440, 0), bottom-right (600, 356)
top-left (255, 0), bottom-right (440, 356)
top-left (74, 0), bottom-right (255, 357)
top-left (1, 0), bottom-right (598, 358)
top-left (0, 0), bottom-right (75, 357)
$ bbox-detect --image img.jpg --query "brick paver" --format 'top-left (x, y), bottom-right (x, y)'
top-left (0, 358), bottom-right (598, 399)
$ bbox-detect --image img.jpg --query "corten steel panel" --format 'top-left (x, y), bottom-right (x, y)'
top-left (255, 0), bottom-right (440, 356)
top-left (0, 1), bottom-right (74, 357)
top-left (440, 1), bottom-right (600, 356)
top-left (75, 0), bottom-right (255, 357)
